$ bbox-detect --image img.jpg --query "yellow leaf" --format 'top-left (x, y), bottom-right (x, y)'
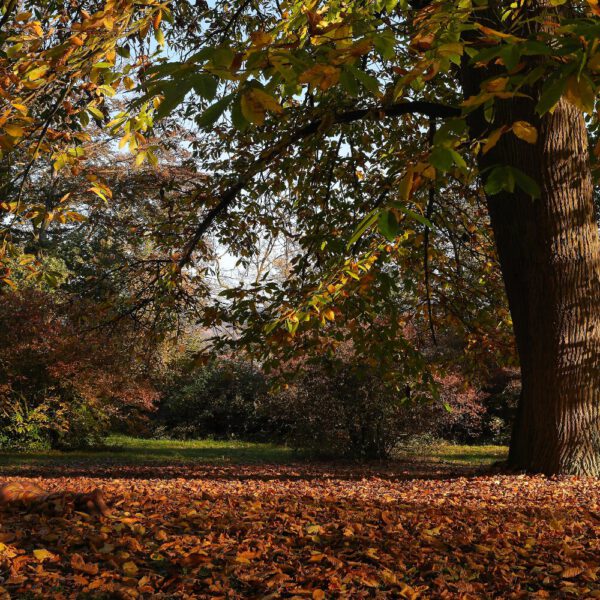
top-left (250, 30), bottom-right (273, 48)
top-left (135, 151), bottom-right (147, 166)
top-left (4, 124), bottom-right (24, 138)
top-left (11, 103), bottom-right (28, 115)
top-left (26, 65), bottom-right (49, 81)
top-left (241, 89), bottom-right (282, 125)
top-left (119, 133), bottom-right (131, 149)
top-left (512, 121), bottom-right (538, 144)
top-left (323, 309), bottom-right (335, 321)
top-left (122, 561), bottom-right (138, 576)
top-left (437, 42), bottom-right (464, 58)
top-left (476, 23), bottom-right (519, 40)
top-left (399, 166), bottom-right (414, 201)
top-left (565, 75), bottom-right (595, 113)
top-left (34, 549), bottom-right (55, 562)
top-left (588, 53), bottom-right (600, 72)
top-left (483, 77), bottom-right (508, 93)
top-left (31, 21), bottom-right (43, 37)
top-left (299, 65), bottom-right (340, 90)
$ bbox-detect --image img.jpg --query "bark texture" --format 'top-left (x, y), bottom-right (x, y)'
top-left (494, 100), bottom-right (600, 475)
top-left (461, 62), bottom-right (600, 474)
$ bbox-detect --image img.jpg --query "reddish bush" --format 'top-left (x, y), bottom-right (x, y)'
top-left (0, 289), bottom-right (158, 449)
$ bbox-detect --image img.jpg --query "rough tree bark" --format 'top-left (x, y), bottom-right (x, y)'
top-left (459, 1), bottom-right (600, 475)
top-left (486, 98), bottom-right (600, 476)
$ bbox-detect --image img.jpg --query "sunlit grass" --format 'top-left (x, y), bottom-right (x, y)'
top-left (408, 442), bottom-right (508, 465)
top-left (0, 435), bottom-right (296, 466)
top-left (0, 436), bottom-right (508, 468)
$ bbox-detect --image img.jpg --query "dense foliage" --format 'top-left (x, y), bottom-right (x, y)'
top-left (0, 289), bottom-right (158, 449)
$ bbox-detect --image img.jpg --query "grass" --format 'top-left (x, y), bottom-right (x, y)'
top-left (0, 435), bottom-right (297, 467)
top-left (413, 442), bottom-right (508, 466)
top-left (0, 436), bottom-right (508, 468)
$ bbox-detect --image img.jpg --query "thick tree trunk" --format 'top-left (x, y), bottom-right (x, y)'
top-left (453, 0), bottom-right (600, 476)
top-left (474, 95), bottom-right (600, 475)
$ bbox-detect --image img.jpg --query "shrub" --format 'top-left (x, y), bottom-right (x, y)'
top-left (157, 360), bottom-right (273, 440)
top-left (265, 351), bottom-right (410, 459)
top-left (0, 289), bottom-right (159, 450)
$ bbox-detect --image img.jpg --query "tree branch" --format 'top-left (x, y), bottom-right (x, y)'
top-left (177, 100), bottom-right (460, 272)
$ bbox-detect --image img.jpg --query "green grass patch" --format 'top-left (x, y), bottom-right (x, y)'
top-left (0, 435), bottom-right (296, 467)
top-left (0, 437), bottom-right (508, 469)
top-left (400, 442), bottom-right (508, 466)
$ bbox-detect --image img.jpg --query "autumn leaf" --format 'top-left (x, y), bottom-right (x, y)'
top-left (240, 89), bottom-right (283, 125)
top-left (250, 31), bottom-right (273, 48)
top-left (565, 75), bottom-right (595, 113)
top-left (33, 549), bottom-right (55, 562)
top-left (299, 65), bottom-right (340, 90)
top-left (4, 124), bottom-right (24, 138)
top-left (512, 121), bottom-right (538, 144)
top-left (122, 561), bottom-right (138, 576)
top-left (482, 127), bottom-right (508, 155)
top-left (70, 553), bottom-right (99, 575)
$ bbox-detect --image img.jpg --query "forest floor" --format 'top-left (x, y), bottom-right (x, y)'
top-left (0, 438), bottom-right (598, 598)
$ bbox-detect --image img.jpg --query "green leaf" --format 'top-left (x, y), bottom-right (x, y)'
top-left (377, 210), bottom-right (399, 241)
top-left (429, 147), bottom-right (454, 173)
top-left (155, 81), bottom-right (192, 120)
top-left (500, 45), bottom-right (521, 71)
top-left (231, 97), bottom-right (250, 131)
top-left (340, 68), bottom-right (360, 97)
top-left (191, 74), bottom-right (218, 101)
top-left (536, 76), bottom-right (568, 115)
top-left (195, 94), bottom-right (233, 129)
top-left (484, 166), bottom-right (512, 195)
top-left (116, 45), bottom-right (131, 59)
top-left (373, 30), bottom-right (396, 60)
top-left (484, 166), bottom-right (540, 198)
top-left (349, 66), bottom-right (380, 95)
top-left (87, 106), bottom-right (104, 121)
top-left (392, 204), bottom-right (433, 228)
top-left (511, 168), bottom-right (541, 198)
top-left (347, 210), bottom-right (378, 249)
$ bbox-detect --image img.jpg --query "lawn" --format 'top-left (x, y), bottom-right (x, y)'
top-left (0, 436), bottom-right (507, 468)
top-left (0, 438), bottom-right (598, 598)
top-left (0, 435), bottom-right (296, 468)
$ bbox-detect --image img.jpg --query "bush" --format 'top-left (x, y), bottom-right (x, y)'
top-left (265, 352), bottom-right (409, 459)
top-left (0, 289), bottom-right (159, 450)
top-left (157, 360), bottom-right (273, 440)
top-left (154, 352), bottom-right (518, 456)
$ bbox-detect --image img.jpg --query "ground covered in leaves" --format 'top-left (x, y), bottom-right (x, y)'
top-left (0, 449), bottom-right (599, 598)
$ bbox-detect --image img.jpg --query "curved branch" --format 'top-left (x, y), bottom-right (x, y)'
top-left (177, 100), bottom-right (460, 271)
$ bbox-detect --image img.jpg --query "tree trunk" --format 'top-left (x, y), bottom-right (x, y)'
top-left (473, 93), bottom-right (600, 475)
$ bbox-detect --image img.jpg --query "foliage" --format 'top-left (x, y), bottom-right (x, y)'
top-left (0, 289), bottom-right (158, 449)
top-left (0, 0), bottom-right (165, 282)
top-left (157, 359), bottom-right (272, 441)
top-left (267, 347), bottom-right (414, 458)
